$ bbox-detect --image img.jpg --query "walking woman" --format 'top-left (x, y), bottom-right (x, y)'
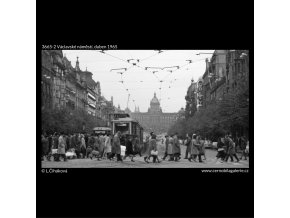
top-left (99, 134), bottom-right (106, 159)
top-left (57, 133), bottom-right (67, 162)
top-left (104, 134), bottom-right (112, 159)
top-left (148, 134), bottom-right (161, 163)
top-left (189, 134), bottom-right (202, 162)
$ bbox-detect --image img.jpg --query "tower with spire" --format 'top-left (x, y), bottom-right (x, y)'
top-left (75, 56), bottom-right (80, 71)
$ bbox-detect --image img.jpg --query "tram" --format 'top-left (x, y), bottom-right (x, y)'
top-left (111, 117), bottom-right (144, 145)
top-left (92, 127), bottom-right (111, 136)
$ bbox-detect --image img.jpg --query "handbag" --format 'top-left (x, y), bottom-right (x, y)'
top-left (151, 150), bottom-right (158, 156)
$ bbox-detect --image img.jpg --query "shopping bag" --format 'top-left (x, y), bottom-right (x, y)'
top-left (121, 145), bottom-right (126, 156)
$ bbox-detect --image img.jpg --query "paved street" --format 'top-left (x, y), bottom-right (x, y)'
top-left (42, 143), bottom-right (249, 168)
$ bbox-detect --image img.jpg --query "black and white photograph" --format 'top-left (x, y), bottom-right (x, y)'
top-left (41, 49), bottom-right (250, 168)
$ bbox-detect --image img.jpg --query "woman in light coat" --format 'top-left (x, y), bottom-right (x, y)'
top-left (57, 133), bottom-right (67, 161)
top-left (80, 134), bottom-right (86, 159)
top-left (99, 135), bottom-right (105, 158)
top-left (104, 134), bottom-right (112, 159)
top-left (189, 134), bottom-right (202, 162)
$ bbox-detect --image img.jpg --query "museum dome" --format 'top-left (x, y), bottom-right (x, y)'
top-left (150, 92), bottom-right (160, 104)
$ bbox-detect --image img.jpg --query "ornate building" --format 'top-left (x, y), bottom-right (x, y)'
top-left (41, 50), bottom-right (115, 125)
top-left (199, 50), bottom-right (249, 109)
top-left (130, 93), bottom-right (178, 134)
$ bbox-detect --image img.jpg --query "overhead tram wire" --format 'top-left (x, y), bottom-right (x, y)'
top-left (161, 57), bottom-right (207, 83)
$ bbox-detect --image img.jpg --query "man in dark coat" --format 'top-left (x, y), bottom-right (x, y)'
top-left (172, 133), bottom-right (181, 161)
top-left (123, 135), bottom-right (135, 162)
top-left (66, 134), bottom-right (71, 152)
top-left (70, 134), bottom-right (76, 149)
top-left (239, 136), bottom-right (247, 160)
top-left (224, 135), bottom-right (239, 162)
top-left (53, 133), bottom-right (59, 149)
top-left (184, 133), bottom-right (191, 159)
top-left (84, 133), bottom-right (89, 145)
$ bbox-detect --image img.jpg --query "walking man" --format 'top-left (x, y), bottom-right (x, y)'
top-left (184, 133), bottom-right (191, 159)
top-left (162, 135), bottom-right (169, 160)
top-left (224, 134), bottom-right (239, 162)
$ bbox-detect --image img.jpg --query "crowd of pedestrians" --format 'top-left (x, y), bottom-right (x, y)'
top-left (41, 131), bottom-right (143, 162)
top-left (42, 131), bottom-right (249, 165)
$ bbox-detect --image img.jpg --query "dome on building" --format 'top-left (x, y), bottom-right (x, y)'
top-left (150, 92), bottom-right (160, 104)
top-left (148, 92), bottom-right (162, 113)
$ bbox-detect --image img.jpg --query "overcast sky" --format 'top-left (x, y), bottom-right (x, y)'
top-left (63, 50), bottom-right (214, 113)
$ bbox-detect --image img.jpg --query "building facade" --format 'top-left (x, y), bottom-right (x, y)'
top-left (41, 50), bottom-right (115, 125)
top-left (194, 50), bottom-right (249, 110)
top-left (130, 93), bottom-right (178, 134)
